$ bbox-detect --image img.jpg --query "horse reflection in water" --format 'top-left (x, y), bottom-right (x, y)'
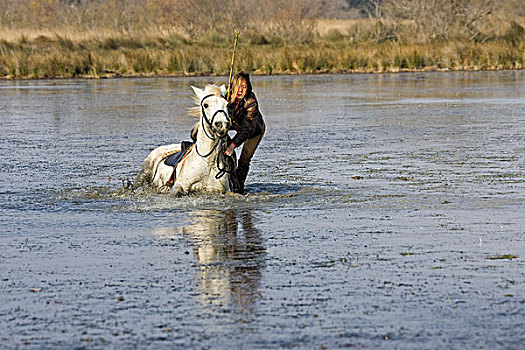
top-left (156, 209), bottom-right (266, 321)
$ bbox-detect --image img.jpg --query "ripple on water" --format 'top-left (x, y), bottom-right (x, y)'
top-left (1, 73), bottom-right (524, 349)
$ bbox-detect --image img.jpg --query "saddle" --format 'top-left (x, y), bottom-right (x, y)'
top-left (164, 141), bottom-right (194, 167)
top-left (164, 141), bottom-right (194, 188)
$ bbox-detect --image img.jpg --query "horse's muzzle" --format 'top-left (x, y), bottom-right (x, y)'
top-left (214, 120), bottom-right (229, 136)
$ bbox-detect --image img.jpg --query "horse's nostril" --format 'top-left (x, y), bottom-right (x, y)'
top-left (214, 121), bottom-right (225, 129)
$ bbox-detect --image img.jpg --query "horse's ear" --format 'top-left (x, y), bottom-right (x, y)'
top-left (191, 86), bottom-right (205, 100)
top-left (220, 84), bottom-right (227, 98)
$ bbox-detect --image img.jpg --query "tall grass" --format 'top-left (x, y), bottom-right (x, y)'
top-left (1, 32), bottom-right (522, 79)
top-left (0, 0), bottom-right (523, 79)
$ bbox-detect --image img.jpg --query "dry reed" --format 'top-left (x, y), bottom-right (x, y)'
top-left (0, 0), bottom-right (523, 79)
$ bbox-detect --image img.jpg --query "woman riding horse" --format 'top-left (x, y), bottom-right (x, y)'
top-left (191, 72), bottom-right (265, 194)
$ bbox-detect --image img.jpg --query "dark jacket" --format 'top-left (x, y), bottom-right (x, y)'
top-left (229, 91), bottom-right (264, 147)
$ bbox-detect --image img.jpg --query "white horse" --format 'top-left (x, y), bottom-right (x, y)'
top-left (134, 84), bottom-right (233, 195)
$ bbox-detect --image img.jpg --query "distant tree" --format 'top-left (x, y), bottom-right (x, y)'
top-left (345, 0), bottom-right (383, 17)
top-left (60, 0), bottom-right (82, 5)
top-left (383, 0), bottom-right (499, 42)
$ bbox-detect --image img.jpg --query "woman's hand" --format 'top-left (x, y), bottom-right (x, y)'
top-left (224, 143), bottom-right (235, 156)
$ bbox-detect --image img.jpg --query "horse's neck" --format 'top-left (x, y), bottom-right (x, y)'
top-left (196, 122), bottom-right (220, 158)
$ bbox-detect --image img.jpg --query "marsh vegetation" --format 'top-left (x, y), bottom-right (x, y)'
top-left (0, 0), bottom-right (524, 78)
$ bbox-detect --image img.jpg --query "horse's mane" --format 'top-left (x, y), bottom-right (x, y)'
top-left (189, 84), bottom-right (224, 117)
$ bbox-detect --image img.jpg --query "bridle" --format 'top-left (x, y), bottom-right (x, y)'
top-left (194, 94), bottom-right (233, 179)
top-left (195, 93), bottom-right (229, 157)
top-left (198, 94), bottom-right (229, 141)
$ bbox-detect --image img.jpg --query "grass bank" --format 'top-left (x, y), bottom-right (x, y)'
top-left (1, 32), bottom-right (523, 79)
top-left (1, 1), bottom-right (524, 78)
top-left (1, 20), bottom-right (523, 79)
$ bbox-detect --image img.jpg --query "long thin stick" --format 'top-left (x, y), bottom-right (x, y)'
top-left (226, 31), bottom-right (240, 101)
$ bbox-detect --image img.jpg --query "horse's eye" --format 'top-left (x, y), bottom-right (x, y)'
top-left (203, 103), bottom-right (209, 108)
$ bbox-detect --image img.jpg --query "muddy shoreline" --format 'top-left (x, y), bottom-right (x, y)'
top-left (1, 66), bottom-right (523, 81)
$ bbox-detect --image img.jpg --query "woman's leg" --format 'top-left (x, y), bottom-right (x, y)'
top-left (236, 123), bottom-right (265, 192)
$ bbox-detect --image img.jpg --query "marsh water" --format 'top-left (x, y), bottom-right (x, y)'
top-left (1, 72), bottom-right (524, 349)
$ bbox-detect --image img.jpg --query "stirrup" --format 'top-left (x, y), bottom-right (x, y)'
top-left (165, 169), bottom-right (176, 188)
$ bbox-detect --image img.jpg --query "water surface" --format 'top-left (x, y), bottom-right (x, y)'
top-left (1, 71), bottom-right (524, 349)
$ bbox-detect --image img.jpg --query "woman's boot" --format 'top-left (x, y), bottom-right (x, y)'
top-left (235, 160), bottom-right (250, 194)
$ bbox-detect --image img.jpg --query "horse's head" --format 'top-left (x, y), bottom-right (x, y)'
top-left (191, 84), bottom-right (229, 138)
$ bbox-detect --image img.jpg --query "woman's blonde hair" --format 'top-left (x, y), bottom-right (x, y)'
top-left (229, 71), bottom-right (252, 104)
